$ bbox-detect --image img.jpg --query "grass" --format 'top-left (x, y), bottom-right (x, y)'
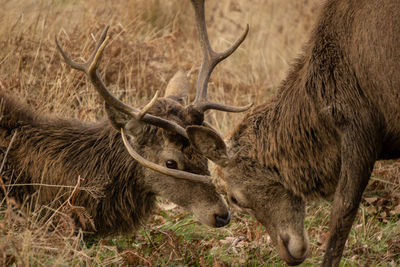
top-left (0, 0), bottom-right (399, 266)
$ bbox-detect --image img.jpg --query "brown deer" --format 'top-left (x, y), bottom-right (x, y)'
top-left (186, 0), bottom-right (400, 265)
top-left (0, 0), bottom-right (251, 236)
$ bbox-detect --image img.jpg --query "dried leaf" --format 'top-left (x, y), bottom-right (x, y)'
top-left (158, 202), bottom-right (177, 211)
top-left (219, 236), bottom-right (235, 245)
top-left (317, 232), bottom-right (330, 250)
top-left (393, 204), bottom-right (400, 215)
top-left (212, 259), bottom-right (223, 267)
top-left (364, 197), bottom-right (378, 204)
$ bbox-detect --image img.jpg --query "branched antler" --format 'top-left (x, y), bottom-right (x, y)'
top-left (55, 27), bottom-right (188, 138)
top-left (55, 0), bottom-right (251, 183)
top-left (190, 0), bottom-right (253, 114)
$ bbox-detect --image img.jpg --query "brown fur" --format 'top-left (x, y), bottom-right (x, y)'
top-left (0, 89), bottom-right (229, 235)
top-left (188, 0), bottom-right (399, 265)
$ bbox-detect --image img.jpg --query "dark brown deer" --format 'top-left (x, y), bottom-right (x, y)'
top-left (0, 0), bottom-right (251, 236)
top-left (186, 0), bottom-right (400, 265)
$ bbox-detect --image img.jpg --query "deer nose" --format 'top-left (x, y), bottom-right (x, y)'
top-left (214, 211), bottom-right (231, 227)
top-left (278, 233), bottom-right (308, 266)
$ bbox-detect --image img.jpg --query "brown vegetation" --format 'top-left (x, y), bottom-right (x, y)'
top-left (0, 0), bottom-right (398, 266)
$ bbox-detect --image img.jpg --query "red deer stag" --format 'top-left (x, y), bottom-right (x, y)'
top-left (0, 0), bottom-right (251, 235)
top-left (186, 0), bottom-right (400, 265)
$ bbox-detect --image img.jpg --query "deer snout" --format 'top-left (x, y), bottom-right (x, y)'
top-left (277, 231), bottom-right (309, 266)
top-left (214, 211), bottom-right (231, 227)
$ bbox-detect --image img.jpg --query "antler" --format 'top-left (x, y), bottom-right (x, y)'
top-left (190, 0), bottom-right (253, 114)
top-left (55, 27), bottom-right (188, 138)
top-left (121, 129), bottom-right (213, 184)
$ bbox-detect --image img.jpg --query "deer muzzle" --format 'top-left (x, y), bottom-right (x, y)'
top-left (277, 230), bottom-right (309, 265)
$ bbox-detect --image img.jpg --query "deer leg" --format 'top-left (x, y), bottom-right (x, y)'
top-left (322, 123), bottom-right (380, 267)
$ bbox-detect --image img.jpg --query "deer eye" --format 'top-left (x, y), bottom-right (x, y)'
top-left (165, 160), bottom-right (178, 169)
top-left (230, 196), bottom-right (239, 205)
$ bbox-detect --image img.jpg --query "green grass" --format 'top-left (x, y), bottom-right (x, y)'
top-left (0, 0), bottom-right (399, 266)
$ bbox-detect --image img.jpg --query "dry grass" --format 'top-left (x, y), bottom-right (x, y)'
top-left (0, 0), bottom-right (399, 266)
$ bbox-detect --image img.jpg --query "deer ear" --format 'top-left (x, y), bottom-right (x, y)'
top-left (105, 103), bottom-right (145, 136)
top-left (164, 69), bottom-right (189, 105)
top-left (186, 125), bottom-right (229, 166)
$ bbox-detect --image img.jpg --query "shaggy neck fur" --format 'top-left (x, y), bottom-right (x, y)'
top-left (0, 91), bottom-right (155, 235)
top-left (229, 30), bottom-right (349, 201)
top-left (225, 1), bottom-right (388, 201)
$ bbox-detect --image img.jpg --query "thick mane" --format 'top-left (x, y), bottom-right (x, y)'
top-left (0, 90), bottom-right (156, 234)
top-left (0, 90), bottom-right (38, 132)
top-left (229, 57), bottom-right (340, 200)
top-left (228, 1), bottom-right (352, 201)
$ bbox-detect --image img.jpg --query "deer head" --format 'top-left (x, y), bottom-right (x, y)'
top-left (184, 1), bottom-right (308, 260)
top-left (55, 0), bottom-right (251, 228)
top-left (187, 121), bottom-right (309, 264)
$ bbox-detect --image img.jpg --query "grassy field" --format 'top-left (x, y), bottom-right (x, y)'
top-left (0, 0), bottom-right (399, 265)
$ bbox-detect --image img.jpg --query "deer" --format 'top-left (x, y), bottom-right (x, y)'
top-left (184, 0), bottom-right (400, 265)
top-left (0, 0), bottom-right (251, 236)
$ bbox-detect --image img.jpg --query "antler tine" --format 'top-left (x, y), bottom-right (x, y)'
top-left (55, 26), bottom-right (137, 116)
top-left (55, 27), bottom-right (109, 72)
top-left (190, 0), bottom-right (252, 113)
top-left (121, 129), bottom-right (212, 184)
top-left (56, 27), bottom-right (188, 138)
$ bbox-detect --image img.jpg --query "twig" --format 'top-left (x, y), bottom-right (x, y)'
top-left (31, 245), bottom-right (61, 252)
top-left (140, 223), bottom-right (157, 249)
top-left (0, 130), bottom-right (17, 173)
top-left (3, 182), bottom-right (100, 198)
top-left (0, 174), bottom-right (9, 207)
top-left (41, 176), bottom-right (82, 227)
top-left (230, 236), bottom-right (245, 254)
top-left (120, 250), bottom-right (152, 266)
top-left (3, 183), bottom-right (80, 189)
top-left (68, 176), bottom-right (83, 206)
top-left (0, 130), bottom-right (17, 207)
top-left (173, 220), bottom-right (198, 232)
top-left (370, 176), bottom-right (399, 187)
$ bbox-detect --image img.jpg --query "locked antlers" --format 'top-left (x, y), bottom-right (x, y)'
top-left (55, 0), bottom-right (250, 182)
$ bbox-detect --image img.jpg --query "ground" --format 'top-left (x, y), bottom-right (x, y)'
top-left (0, 0), bottom-right (399, 265)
